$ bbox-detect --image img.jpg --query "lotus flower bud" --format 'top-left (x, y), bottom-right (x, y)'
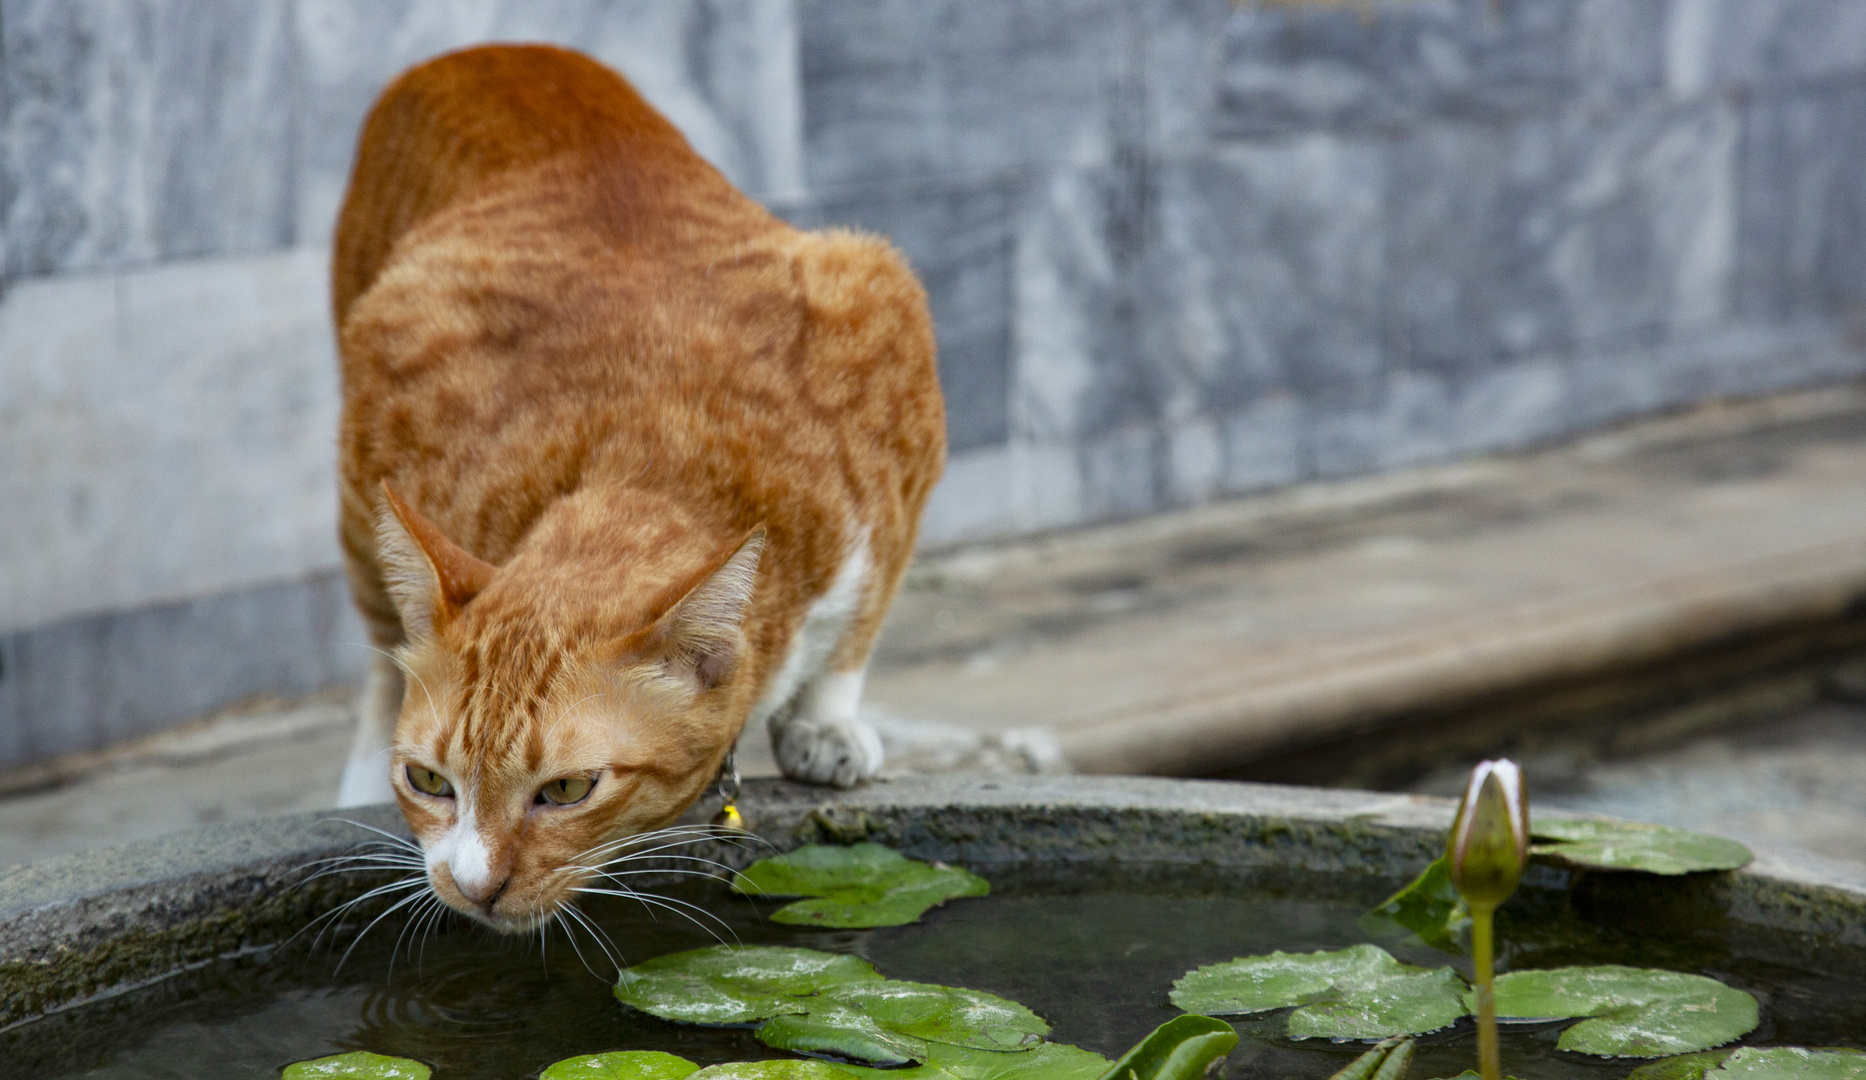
top-left (1445, 759), bottom-right (1529, 911)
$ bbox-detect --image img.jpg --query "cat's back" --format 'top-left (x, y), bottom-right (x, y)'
top-left (334, 44), bottom-right (943, 645)
top-left (332, 43), bottom-right (720, 327)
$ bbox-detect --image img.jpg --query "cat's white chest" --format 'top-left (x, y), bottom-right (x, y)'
top-left (753, 527), bottom-right (871, 724)
top-left (753, 527), bottom-right (883, 787)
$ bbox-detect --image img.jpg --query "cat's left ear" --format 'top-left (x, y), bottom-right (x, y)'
top-left (655, 527), bottom-right (766, 691)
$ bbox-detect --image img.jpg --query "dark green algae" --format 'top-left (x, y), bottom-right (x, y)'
top-left (7, 863), bottom-right (1866, 1080)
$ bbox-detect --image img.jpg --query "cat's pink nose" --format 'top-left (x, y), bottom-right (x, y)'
top-left (454, 871), bottom-right (510, 910)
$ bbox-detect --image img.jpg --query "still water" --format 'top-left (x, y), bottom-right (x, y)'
top-left (8, 867), bottom-right (1865, 1080)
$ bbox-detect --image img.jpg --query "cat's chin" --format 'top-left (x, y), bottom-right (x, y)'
top-left (432, 894), bottom-right (558, 934)
top-left (462, 905), bottom-right (553, 935)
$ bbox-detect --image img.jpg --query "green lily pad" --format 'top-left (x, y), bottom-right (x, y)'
top-left (542, 1051), bottom-right (703, 1080)
top-left (1625, 1051), bottom-right (1739, 1080)
top-left (616, 946), bottom-right (1048, 1067)
top-left (760, 1002), bottom-right (930, 1066)
top-left (1095, 1015), bottom-right (1238, 1080)
top-left (757, 980), bottom-right (1049, 1064)
top-left (840, 1042), bottom-right (1110, 1080)
top-left (823, 980), bottom-right (1048, 1051)
top-left (1488, 965), bottom-right (1759, 1056)
top-left (1285, 966), bottom-right (1468, 1040)
top-left (1718, 1048), bottom-right (1866, 1080)
top-left (1170, 944), bottom-right (1466, 1039)
top-left (281, 1052), bottom-right (431, 1080)
top-left (615, 946), bottom-right (884, 1024)
top-left (1529, 819), bottom-right (1752, 875)
top-left (688, 1063), bottom-right (863, 1080)
top-left (734, 844), bottom-right (990, 928)
top-left (1361, 857), bottom-right (1469, 953)
top-left (1628, 1048), bottom-right (1866, 1080)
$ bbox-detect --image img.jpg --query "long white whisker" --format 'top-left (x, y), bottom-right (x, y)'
top-left (297, 863), bottom-right (426, 889)
top-left (335, 888), bottom-right (430, 973)
top-left (288, 875), bottom-right (428, 957)
top-left (571, 887), bottom-right (739, 947)
top-left (571, 866), bottom-right (754, 895)
top-left (299, 850), bottom-right (426, 868)
top-left (298, 855), bottom-right (427, 880)
top-left (358, 643), bottom-right (440, 729)
top-left (557, 903), bottom-right (619, 981)
top-left (575, 824), bottom-right (766, 862)
top-left (414, 893), bottom-right (447, 970)
top-left (582, 884), bottom-right (741, 933)
top-left (326, 818), bottom-right (425, 854)
top-left (560, 900), bottom-right (624, 978)
top-left (583, 838), bottom-right (754, 864)
top-left (574, 866), bottom-right (740, 883)
top-left (587, 823), bottom-right (766, 849)
top-left (416, 894), bottom-right (450, 973)
top-left (580, 854), bottom-right (751, 885)
top-left (387, 892), bottom-right (432, 982)
top-left (579, 840), bottom-right (759, 871)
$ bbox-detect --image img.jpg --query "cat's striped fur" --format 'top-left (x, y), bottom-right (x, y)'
top-left (328, 44), bottom-right (943, 931)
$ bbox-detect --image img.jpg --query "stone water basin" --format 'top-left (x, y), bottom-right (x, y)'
top-left (3, 776), bottom-right (1865, 1079)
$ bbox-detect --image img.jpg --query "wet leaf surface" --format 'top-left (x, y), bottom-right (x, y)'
top-left (1529, 819), bottom-right (1752, 875)
top-left (1715, 1048), bottom-right (1866, 1079)
top-left (754, 977), bottom-right (1047, 1063)
top-left (688, 1062), bottom-right (862, 1080)
top-left (758, 1003), bottom-right (928, 1066)
top-left (281, 1051), bottom-right (432, 1080)
top-left (840, 1042), bottom-right (1110, 1080)
top-left (1488, 965), bottom-right (1759, 1056)
top-left (1625, 1051), bottom-right (1740, 1080)
top-left (615, 947), bottom-right (883, 1025)
top-left (1284, 967), bottom-right (1468, 1041)
top-left (541, 1051), bottom-right (704, 1080)
top-left (817, 980), bottom-right (1047, 1052)
top-left (617, 947), bottom-right (1047, 1066)
top-left (1360, 857), bottom-right (1469, 953)
top-left (734, 844), bottom-right (990, 928)
top-left (1093, 1015), bottom-right (1237, 1080)
top-left (1627, 1049), bottom-right (1866, 1080)
top-left (1169, 944), bottom-right (1466, 1039)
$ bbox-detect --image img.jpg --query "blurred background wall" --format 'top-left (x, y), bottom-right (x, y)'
top-left (6, 0), bottom-right (1866, 771)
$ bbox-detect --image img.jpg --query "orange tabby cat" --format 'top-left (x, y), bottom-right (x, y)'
top-left (328, 44), bottom-right (944, 932)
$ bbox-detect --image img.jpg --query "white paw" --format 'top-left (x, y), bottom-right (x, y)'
top-left (772, 716), bottom-right (884, 787)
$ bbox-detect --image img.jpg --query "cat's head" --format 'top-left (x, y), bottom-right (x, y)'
top-left (374, 483), bottom-right (761, 932)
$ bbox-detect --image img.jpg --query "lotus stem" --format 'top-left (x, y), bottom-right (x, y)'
top-left (1471, 902), bottom-right (1499, 1080)
top-left (1327, 1037), bottom-right (1406, 1080)
top-left (1369, 1037), bottom-right (1415, 1080)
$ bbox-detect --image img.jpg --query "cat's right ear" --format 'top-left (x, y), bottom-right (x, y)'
top-left (376, 481), bottom-right (496, 641)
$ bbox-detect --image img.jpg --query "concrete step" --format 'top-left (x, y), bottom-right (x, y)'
top-left (735, 384), bottom-right (1866, 781)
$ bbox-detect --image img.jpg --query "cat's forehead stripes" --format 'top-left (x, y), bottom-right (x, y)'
top-left (443, 620), bottom-right (572, 754)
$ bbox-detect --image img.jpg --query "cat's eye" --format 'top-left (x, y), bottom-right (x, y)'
top-left (538, 776), bottom-right (595, 806)
top-left (405, 765), bottom-right (454, 797)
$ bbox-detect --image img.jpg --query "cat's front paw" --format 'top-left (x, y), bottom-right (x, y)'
top-left (772, 716), bottom-right (883, 787)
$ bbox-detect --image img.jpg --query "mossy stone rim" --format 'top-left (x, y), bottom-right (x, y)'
top-left (4, 775), bottom-right (1865, 1031)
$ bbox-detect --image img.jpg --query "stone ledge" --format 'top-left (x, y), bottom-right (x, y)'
top-left (5, 775), bottom-right (1866, 1029)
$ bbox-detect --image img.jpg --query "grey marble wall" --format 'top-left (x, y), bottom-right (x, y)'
top-left (6, 0), bottom-right (1866, 768)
